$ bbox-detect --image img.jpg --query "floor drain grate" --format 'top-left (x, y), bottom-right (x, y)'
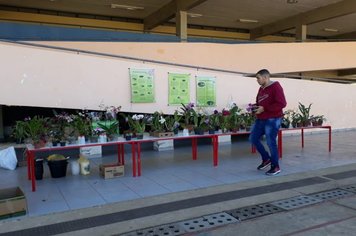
top-left (270, 195), bottom-right (322, 210)
top-left (309, 188), bottom-right (355, 201)
top-left (340, 185), bottom-right (356, 194)
top-left (118, 223), bottom-right (186, 236)
top-left (178, 212), bottom-right (238, 233)
top-left (226, 203), bottom-right (285, 221)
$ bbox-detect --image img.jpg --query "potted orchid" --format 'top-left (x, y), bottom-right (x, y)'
top-left (228, 105), bottom-right (243, 132)
top-left (99, 103), bottom-right (121, 121)
top-left (192, 110), bottom-right (207, 135)
top-left (91, 127), bottom-right (105, 143)
top-left (207, 110), bottom-right (220, 134)
top-left (23, 116), bottom-right (49, 148)
top-left (219, 108), bottom-right (231, 133)
top-left (52, 112), bottom-right (76, 145)
top-left (127, 114), bottom-right (146, 139)
top-left (179, 102), bottom-right (195, 131)
top-left (149, 112), bottom-right (166, 133)
top-left (164, 111), bottom-right (181, 134)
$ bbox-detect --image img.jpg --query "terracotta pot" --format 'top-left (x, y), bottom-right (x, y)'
top-left (34, 140), bottom-right (46, 149)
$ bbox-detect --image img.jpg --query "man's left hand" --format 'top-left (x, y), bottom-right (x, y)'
top-left (255, 106), bottom-right (264, 114)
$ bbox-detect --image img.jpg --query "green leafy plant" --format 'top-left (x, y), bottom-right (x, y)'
top-left (281, 109), bottom-right (294, 128)
top-left (241, 112), bottom-right (255, 128)
top-left (148, 112), bottom-right (166, 132)
top-left (229, 105), bottom-right (243, 130)
top-left (127, 114), bottom-right (146, 134)
top-left (73, 114), bottom-right (92, 136)
top-left (208, 111), bottom-right (220, 130)
top-left (97, 120), bottom-right (119, 136)
top-left (164, 111), bottom-right (181, 132)
top-left (179, 102), bottom-right (195, 127)
top-left (291, 111), bottom-right (302, 128)
top-left (298, 102), bottom-right (312, 126)
top-left (23, 116), bottom-right (49, 143)
top-left (310, 115), bottom-right (326, 126)
top-left (12, 120), bottom-right (27, 143)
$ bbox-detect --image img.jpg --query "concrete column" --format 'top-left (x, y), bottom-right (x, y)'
top-left (154, 140), bottom-right (174, 151)
top-left (176, 10), bottom-right (188, 42)
top-left (218, 135), bottom-right (231, 144)
top-left (296, 24), bottom-right (307, 42)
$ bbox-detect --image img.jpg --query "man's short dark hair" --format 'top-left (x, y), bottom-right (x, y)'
top-left (256, 69), bottom-right (270, 77)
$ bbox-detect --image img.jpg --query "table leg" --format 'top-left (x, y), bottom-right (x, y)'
top-left (29, 151), bottom-right (36, 192)
top-left (137, 142), bottom-right (141, 176)
top-left (213, 136), bottom-right (219, 166)
top-left (278, 130), bottom-right (282, 158)
top-left (117, 144), bottom-right (121, 164)
top-left (192, 138), bottom-right (197, 160)
top-left (329, 127), bottom-right (332, 152)
top-left (301, 128), bottom-right (304, 148)
top-left (131, 142), bottom-right (137, 177)
top-left (121, 144), bottom-right (125, 165)
top-left (26, 150), bottom-right (31, 180)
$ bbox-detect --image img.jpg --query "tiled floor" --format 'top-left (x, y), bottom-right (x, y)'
top-left (1, 129), bottom-right (356, 217)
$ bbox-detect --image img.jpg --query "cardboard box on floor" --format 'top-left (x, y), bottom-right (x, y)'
top-left (99, 163), bottom-right (124, 179)
top-left (0, 187), bottom-right (27, 219)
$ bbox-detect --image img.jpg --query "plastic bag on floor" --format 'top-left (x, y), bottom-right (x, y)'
top-left (78, 154), bottom-right (90, 175)
top-left (0, 146), bottom-right (17, 170)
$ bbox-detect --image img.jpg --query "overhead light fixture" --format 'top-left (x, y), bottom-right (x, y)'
top-left (187, 13), bottom-right (203, 18)
top-left (110, 4), bottom-right (144, 11)
top-left (239, 18), bottom-right (259, 23)
top-left (287, 0), bottom-right (298, 3)
top-left (323, 28), bottom-right (339, 32)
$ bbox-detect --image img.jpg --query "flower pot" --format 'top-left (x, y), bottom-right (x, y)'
top-left (48, 159), bottom-right (68, 178)
top-left (182, 128), bottom-right (189, 136)
top-left (194, 128), bottom-right (204, 135)
top-left (222, 128), bottom-right (229, 133)
top-left (281, 123), bottom-right (290, 128)
top-left (136, 133), bottom-right (144, 139)
top-left (35, 159), bottom-right (44, 180)
top-left (77, 135), bottom-right (86, 145)
top-left (52, 141), bottom-right (59, 147)
top-left (230, 128), bottom-right (240, 133)
top-left (208, 129), bottom-right (215, 134)
top-left (125, 135), bottom-right (132, 141)
top-left (184, 124), bottom-right (195, 132)
top-left (60, 141), bottom-right (66, 146)
top-left (99, 134), bottom-right (107, 143)
top-left (89, 136), bottom-right (98, 143)
top-left (108, 134), bottom-right (119, 141)
top-left (34, 140), bottom-right (46, 149)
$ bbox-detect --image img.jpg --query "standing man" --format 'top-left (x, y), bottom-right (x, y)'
top-left (249, 69), bottom-right (287, 176)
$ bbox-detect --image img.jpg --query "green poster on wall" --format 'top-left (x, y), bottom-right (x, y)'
top-left (196, 76), bottom-right (216, 107)
top-left (168, 73), bottom-right (190, 105)
top-left (129, 68), bottom-right (155, 103)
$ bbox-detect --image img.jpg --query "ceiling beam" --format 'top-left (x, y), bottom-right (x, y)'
top-left (250, 0), bottom-right (356, 39)
top-left (338, 68), bottom-right (356, 76)
top-left (333, 31), bottom-right (356, 40)
top-left (143, 0), bottom-right (207, 31)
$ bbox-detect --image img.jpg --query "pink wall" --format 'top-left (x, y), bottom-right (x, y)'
top-left (1, 41), bottom-right (356, 129)
top-left (34, 41), bottom-right (356, 73)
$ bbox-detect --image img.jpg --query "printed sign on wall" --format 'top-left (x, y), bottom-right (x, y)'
top-left (196, 76), bottom-right (216, 107)
top-left (168, 73), bottom-right (190, 105)
top-left (129, 68), bottom-right (155, 103)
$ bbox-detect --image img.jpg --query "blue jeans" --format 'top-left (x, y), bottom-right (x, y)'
top-left (249, 118), bottom-right (281, 167)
